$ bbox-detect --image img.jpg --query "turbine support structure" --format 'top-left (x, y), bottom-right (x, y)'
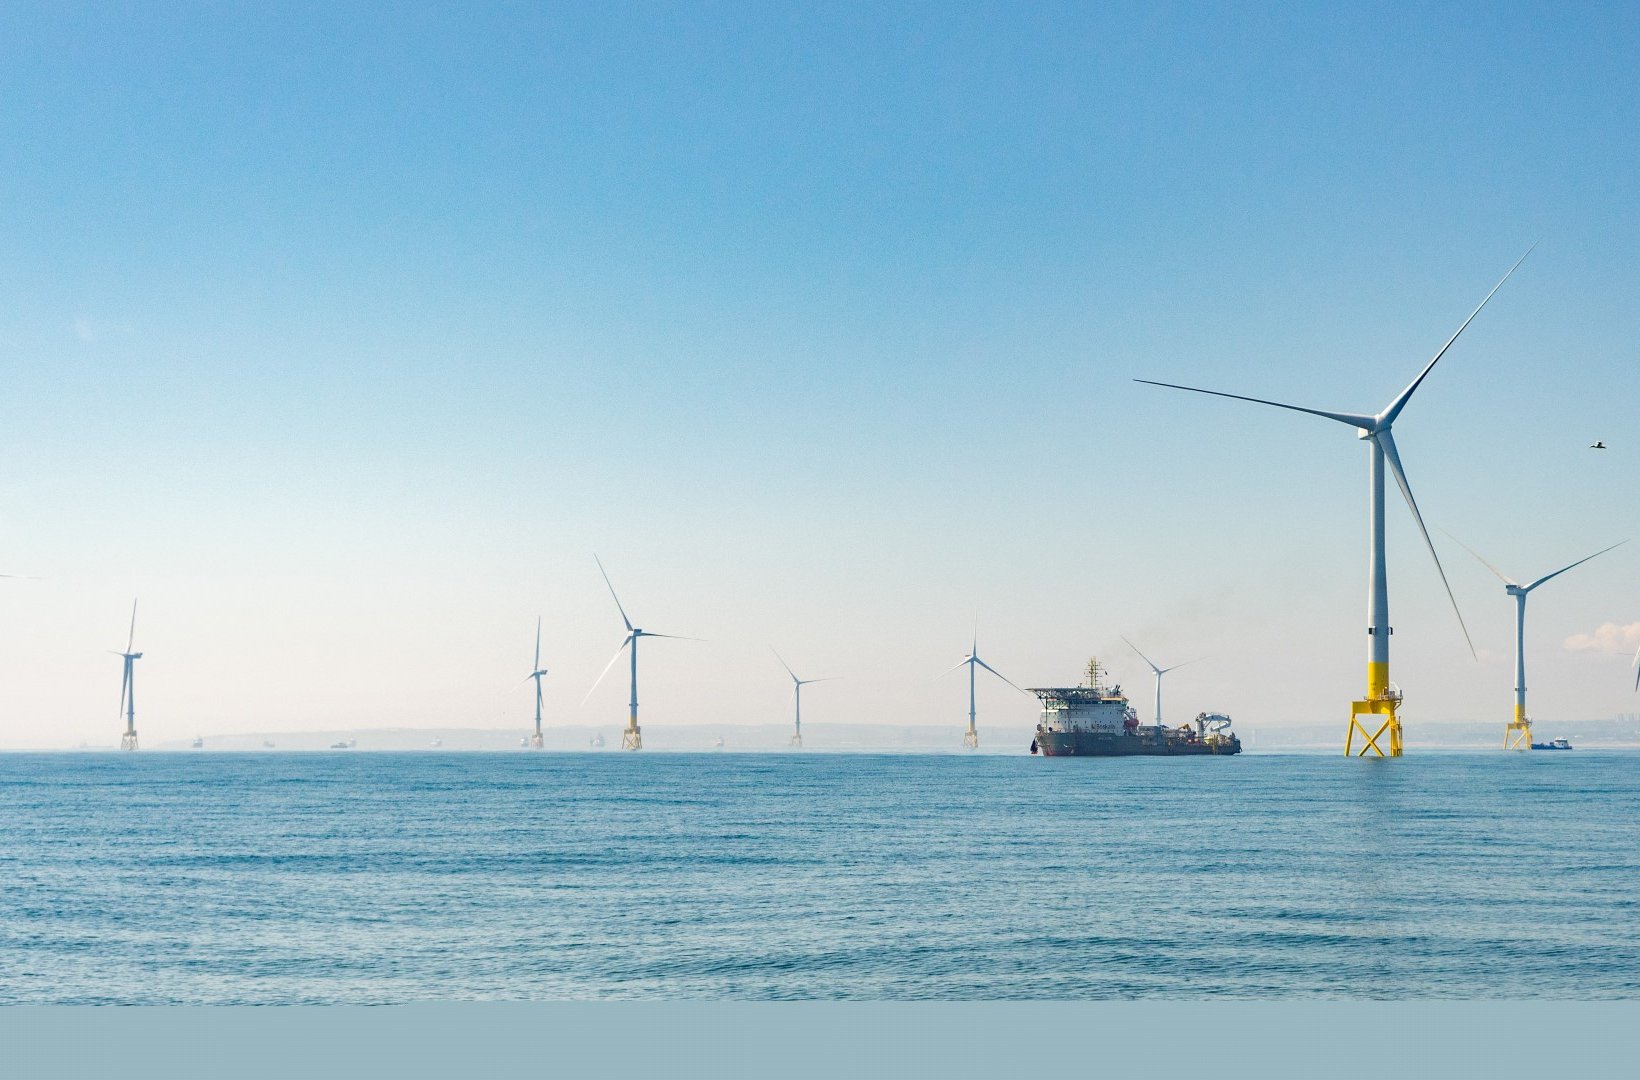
top-left (1347, 436), bottom-right (1403, 757)
top-left (623, 633), bottom-right (642, 751)
top-left (1506, 591), bottom-right (1531, 750)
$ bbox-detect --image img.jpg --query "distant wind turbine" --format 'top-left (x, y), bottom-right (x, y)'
top-left (585, 556), bottom-right (696, 750)
top-left (1137, 247), bottom-right (1533, 757)
top-left (1121, 636), bottom-right (1199, 741)
top-left (944, 622), bottom-right (1027, 750)
top-left (1447, 534), bottom-right (1627, 749)
top-left (112, 600), bottom-right (142, 751)
top-left (772, 648), bottom-right (837, 748)
top-left (526, 616), bottom-right (549, 749)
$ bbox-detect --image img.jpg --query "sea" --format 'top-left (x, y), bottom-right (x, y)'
top-left (2, 750), bottom-right (1638, 1002)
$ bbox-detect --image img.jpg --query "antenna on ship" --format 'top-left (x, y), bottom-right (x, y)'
top-left (112, 599), bottom-right (142, 751)
top-left (1444, 532), bottom-right (1626, 750)
top-left (1121, 637), bottom-right (1200, 739)
top-left (945, 621), bottom-right (1029, 750)
top-left (585, 556), bottom-right (700, 750)
top-left (1137, 246), bottom-right (1534, 757)
top-left (772, 648), bottom-right (837, 749)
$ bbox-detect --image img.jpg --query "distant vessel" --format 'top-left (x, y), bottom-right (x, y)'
top-left (590, 733), bottom-right (605, 749)
top-left (191, 736), bottom-right (204, 749)
top-left (714, 736), bottom-right (725, 750)
top-left (1531, 738), bottom-right (1573, 751)
top-left (262, 740), bottom-right (275, 749)
top-left (330, 739), bottom-right (356, 749)
top-left (1030, 659), bottom-right (1241, 757)
top-left (430, 739), bottom-right (442, 748)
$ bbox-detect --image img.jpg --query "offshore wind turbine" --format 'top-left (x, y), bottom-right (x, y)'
top-left (1448, 535), bottom-right (1626, 749)
top-left (1137, 249), bottom-right (1533, 757)
top-left (772, 648), bottom-right (837, 748)
top-left (585, 556), bottom-right (694, 750)
top-left (526, 616), bottom-right (549, 749)
top-left (944, 624), bottom-right (1027, 750)
top-left (113, 600), bottom-right (142, 751)
top-left (1121, 636), bottom-right (1198, 740)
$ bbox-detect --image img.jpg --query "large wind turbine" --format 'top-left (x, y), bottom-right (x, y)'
top-left (1137, 250), bottom-right (1532, 757)
top-left (945, 624), bottom-right (1027, 749)
top-left (585, 556), bottom-right (693, 750)
top-left (1121, 636), bottom-right (1197, 741)
top-left (1448, 535), bottom-right (1626, 749)
top-left (526, 616), bottom-right (549, 749)
top-left (773, 648), bottom-right (837, 748)
top-left (113, 600), bottom-right (142, 751)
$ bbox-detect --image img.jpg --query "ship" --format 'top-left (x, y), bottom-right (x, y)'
top-left (1030, 658), bottom-right (1241, 757)
top-left (1530, 738), bottom-right (1572, 750)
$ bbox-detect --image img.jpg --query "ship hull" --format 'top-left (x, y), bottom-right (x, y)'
top-left (1034, 730), bottom-right (1241, 756)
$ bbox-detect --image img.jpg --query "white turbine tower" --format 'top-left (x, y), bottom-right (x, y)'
top-left (113, 599), bottom-right (142, 751)
top-left (1121, 636), bottom-right (1198, 742)
top-left (1448, 535), bottom-right (1626, 750)
top-left (772, 648), bottom-right (837, 748)
top-left (526, 616), bottom-right (549, 749)
top-left (945, 624), bottom-right (1027, 750)
top-left (586, 556), bottom-right (694, 751)
top-left (1138, 249), bottom-right (1533, 757)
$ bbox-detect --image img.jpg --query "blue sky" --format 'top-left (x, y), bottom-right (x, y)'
top-left (2, 3), bottom-right (1637, 746)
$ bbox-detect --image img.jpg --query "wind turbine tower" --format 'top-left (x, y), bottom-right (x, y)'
top-left (527, 616), bottom-right (549, 749)
top-left (586, 556), bottom-right (693, 751)
top-left (1449, 536), bottom-right (1625, 749)
top-left (1138, 249), bottom-right (1532, 757)
top-left (946, 625), bottom-right (1026, 750)
top-left (114, 600), bottom-right (142, 751)
top-left (1121, 636), bottom-right (1197, 741)
top-left (773, 648), bottom-right (837, 748)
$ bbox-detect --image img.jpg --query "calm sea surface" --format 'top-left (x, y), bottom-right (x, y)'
top-left (2, 751), bottom-right (1637, 1002)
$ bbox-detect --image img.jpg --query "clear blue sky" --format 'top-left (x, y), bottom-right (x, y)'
top-left (2, 2), bottom-right (1637, 746)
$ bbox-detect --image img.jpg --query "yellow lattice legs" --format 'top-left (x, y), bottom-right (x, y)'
top-left (1346, 662), bottom-right (1402, 757)
top-left (622, 710), bottom-right (642, 751)
top-left (1505, 704), bottom-right (1531, 750)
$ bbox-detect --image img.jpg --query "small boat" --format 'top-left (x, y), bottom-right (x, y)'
top-left (430, 739), bottom-right (442, 748)
top-left (191, 736), bottom-right (204, 749)
top-left (262, 740), bottom-right (275, 748)
top-left (713, 736), bottom-right (725, 750)
top-left (1530, 738), bottom-right (1573, 750)
top-left (330, 740), bottom-right (351, 749)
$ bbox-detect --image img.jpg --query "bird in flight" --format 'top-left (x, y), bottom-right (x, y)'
top-left (1591, 441), bottom-right (1608, 449)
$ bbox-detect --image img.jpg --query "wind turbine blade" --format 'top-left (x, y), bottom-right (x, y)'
top-left (798, 676), bottom-right (841, 685)
top-left (771, 646), bottom-right (798, 683)
top-left (1133, 380), bottom-right (1376, 430)
top-left (973, 656), bottom-right (1028, 694)
top-left (1522, 540), bottom-right (1627, 592)
top-left (637, 632), bottom-right (702, 641)
top-left (583, 634), bottom-right (633, 704)
top-left (1120, 635), bottom-right (1162, 675)
top-left (119, 665), bottom-right (130, 718)
top-left (1380, 244), bottom-right (1536, 426)
top-left (941, 656), bottom-right (975, 678)
top-left (127, 599), bottom-right (138, 653)
top-left (972, 614), bottom-right (979, 657)
top-left (1159, 658), bottom-right (1202, 675)
top-left (1376, 430), bottom-right (1476, 659)
top-left (1440, 529), bottom-right (1518, 587)
top-left (534, 617), bottom-right (542, 670)
top-left (1633, 643), bottom-right (1639, 693)
top-left (592, 555), bottom-right (634, 632)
